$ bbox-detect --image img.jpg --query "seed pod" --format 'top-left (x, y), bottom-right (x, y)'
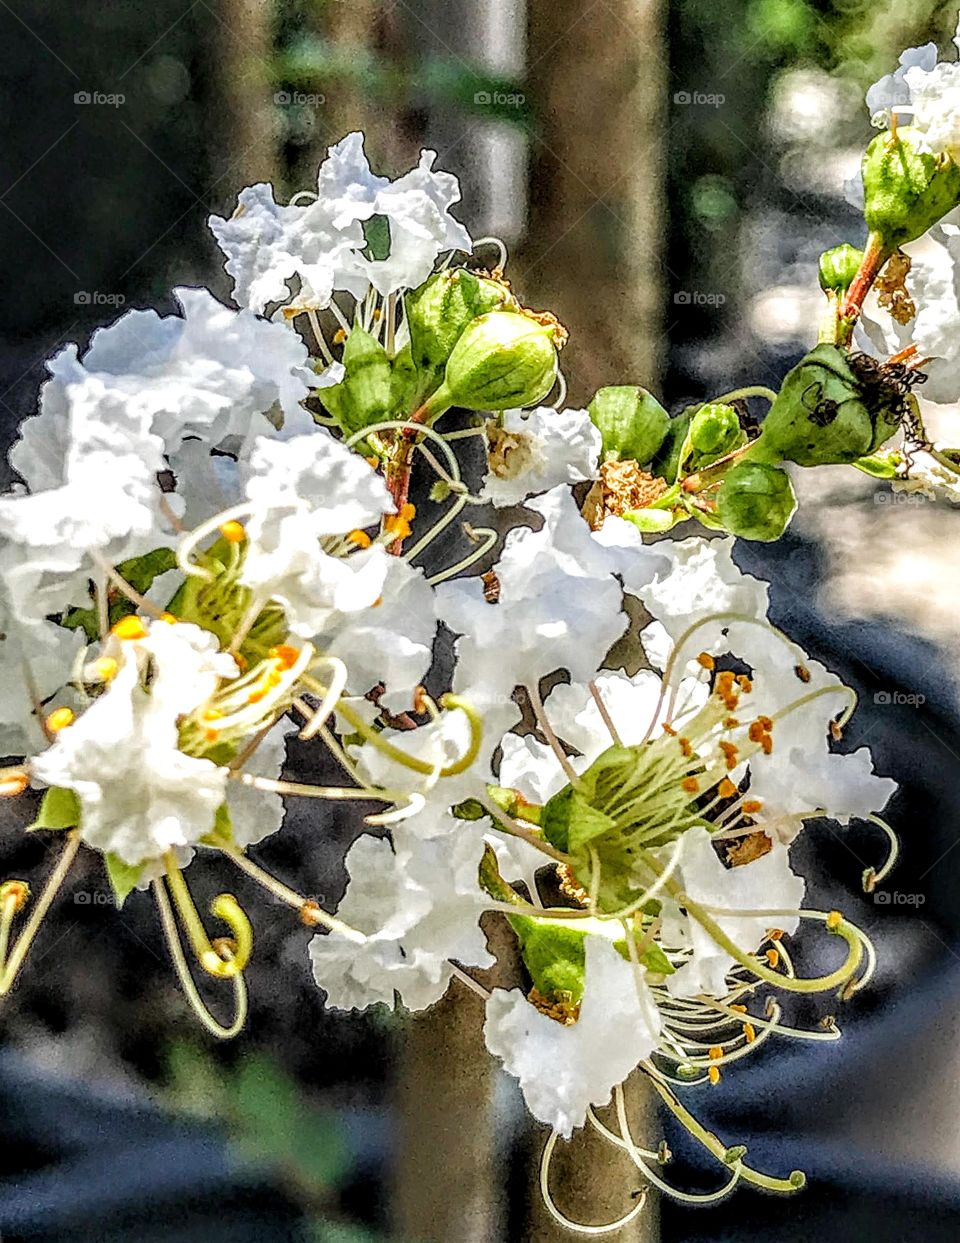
top-left (716, 462), bottom-right (797, 542)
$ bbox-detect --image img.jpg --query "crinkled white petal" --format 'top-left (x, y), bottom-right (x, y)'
top-left (480, 407), bottom-right (601, 508)
top-left (660, 826), bottom-right (804, 999)
top-left (484, 935), bottom-right (661, 1138)
top-left (865, 42), bottom-right (938, 120)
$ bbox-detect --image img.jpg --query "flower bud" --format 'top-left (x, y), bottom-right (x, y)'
top-left (587, 385), bottom-right (669, 464)
top-left (862, 127), bottom-right (960, 249)
top-left (689, 402), bottom-right (742, 458)
top-left (715, 462), bottom-right (797, 542)
top-left (440, 310), bottom-right (562, 412)
top-left (319, 328), bottom-right (418, 435)
top-left (818, 244), bottom-right (863, 294)
top-left (749, 344), bottom-right (903, 467)
top-left (406, 269), bottom-right (514, 381)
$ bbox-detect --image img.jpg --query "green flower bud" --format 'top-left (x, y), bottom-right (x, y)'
top-left (318, 328), bottom-right (418, 435)
top-left (437, 310), bottom-right (562, 413)
top-left (715, 462), bottom-right (797, 542)
top-left (622, 506), bottom-right (680, 533)
top-left (405, 268), bottom-right (514, 380)
top-left (862, 127), bottom-right (960, 249)
top-left (587, 385), bottom-right (669, 464)
top-left (818, 243), bottom-right (863, 294)
top-left (689, 402), bottom-right (742, 458)
top-left (750, 344), bottom-right (903, 467)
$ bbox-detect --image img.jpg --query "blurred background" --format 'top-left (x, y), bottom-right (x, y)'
top-left (2, 1), bottom-right (960, 1240)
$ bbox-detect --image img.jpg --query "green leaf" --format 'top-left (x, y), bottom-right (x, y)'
top-left (319, 327), bottom-right (418, 436)
top-left (28, 787), bottom-right (80, 831)
top-left (362, 214), bottom-right (391, 261)
top-left (61, 548), bottom-right (177, 641)
top-left (104, 853), bottom-right (144, 908)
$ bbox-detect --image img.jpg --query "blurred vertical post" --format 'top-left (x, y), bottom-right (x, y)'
top-left (516, 0), bottom-right (667, 403)
top-left (520, 1), bottom-right (666, 1237)
top-left (214, 0), bottom-right (279, 186)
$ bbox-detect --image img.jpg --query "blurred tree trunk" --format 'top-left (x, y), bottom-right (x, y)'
top-left (515, 0), bottom-right (667, 403)
top-left (213, 0), bottom-right (279, 187)
top-left (525, 1070), bottom-right (659, 1241)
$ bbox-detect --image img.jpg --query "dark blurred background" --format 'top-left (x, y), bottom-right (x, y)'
top-left (2, 2), bottom-right (960, 1241)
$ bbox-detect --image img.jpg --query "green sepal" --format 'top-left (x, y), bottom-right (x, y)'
top-left (318, 328), bottom-right (419, 436)
top-left (104, 853), bottom-right (144, 908)
top-left (622, 507), bottom-right (682, 533)
top-left (201, 802), bottom-right (235, 848)
top-left (587, 386), bottom-right (670, 465)
top-left (28, 786), bottom-right (80, 831)
top-left (862, 127), bottom-right (960, 249)
top-left (541, 786), bottom-right (616, 854)
top-left (852, 451), bottom-right (900, 479)
top-left (61, 547), bottom-right (177, 641)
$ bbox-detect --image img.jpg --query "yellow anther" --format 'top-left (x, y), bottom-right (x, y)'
top-left (202, 708), bottom-right (224, 722)
top-left (729, 1003), bottom-right (748, 1014)
top-left (204, 728), bottom-right (220, 743)
top-left (708, 1045), bottom-right (723, 1061)
top-left (45, 707), bottom-right (75, 733)
top-left (826, 910), bottom-right (843, 931)
top-left (333, 327), bottom-right (348, 344)
top-left (347, 529), bottom-right (372, 549)
top-left (364, 455), bottom-right (379, 469)
top-left (765, 947), bottom-right (780, 968)
top-left (112, 615), bottom-right (148, 641)
top-left (708, 1066), bottom-right (721, 1085)
top-left (219, 520), bottom-right (246, 543)
top-left (159, 612), bottom-right (177, 624)
top-left (743, 1022), bottom-right (756, 1044)
top-left (0, 773), bottom-right (29, 798)
top-left (93, 656), bottom-right (119, 682)
top-left (696, 652), bottom-right (715, 671)
top-left (372, 307), bottom-right (382, 321)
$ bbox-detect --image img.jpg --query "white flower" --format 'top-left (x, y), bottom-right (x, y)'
top-left (225, 718), bottom-right (296, 847)
top-left (865, 42), bottom-right (938, 122)
top-left (484, 935), bottom-right (661, 1138)
top-left (659, 826), bottom-right (804, 999)
top-left (30, 621), bottom-right (237, 866)
top-left (241, 431), bottom-right (393, 636)
top-left (210, 132), bottom-right (471, 312)
top-left (437, 487), bottom-right (627, 701)
top-left (479, 407), bottom-right (601, 508)
top-left (308, 824), bottom-right (492, 1012)
top-left (316, 555), bottom-right (436, 711)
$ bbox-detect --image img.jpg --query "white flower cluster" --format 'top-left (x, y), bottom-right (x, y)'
top-left (0, 125), bottom-right (900, 1198)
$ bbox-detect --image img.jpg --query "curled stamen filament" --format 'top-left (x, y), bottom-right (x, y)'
top-left (426, 526), bottom-right (499, 584)
top-left (177, 503), bottom-right (255, 581)
top-left (162, 852), bottom-right (252, 978)
top-left (539, 1128), bottom-right (648, 1236)
top-left (152, 879), bottom-right (247, 1039)
top-left (862, 814), bottom-right (899, 892)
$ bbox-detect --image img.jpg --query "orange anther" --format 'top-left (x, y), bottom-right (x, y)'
top-left (661, 722), bottom-right (676, 737)
top-left (765, 948), bottom-right (780, 968)
top-left (724, 716), bottom-right (740, 728)
top-left (347, 529), bottom-right (372, 548)
top-left (159, 612), bottom-right (177, 624)
top-left (718, 778), bottom-right (737, 799)
top-left (708, 1066), bottom-right (721, 1085)
top-left (204, 728), bottom-right (220, 743)
top-left (826, 910), bottom-right (843, 931)
top-left (708, 1045), bottom-right (723, 1060)
top-left (0, 879), bottom-right (29, 911)
top-left (743, 1022), bottom-right (756, 1044)
top-left (729, 1003), bottom-right (748, 1014)
top-left (768, 928), bottom-right (784, 941)
top-left (333, 327), bottom-right (348, 344)
top-left (679, 737), bottom-right (693, 758)
top-left (736, 675), bottom-right (753, 693)
top-left (696, 652), bottom-right (715, 671)
top-left (681, 776), bottom-right (700, 794)
top-left (748, 721), bottom-right (766, 743)
top-left (219, 520), bottom-right (246, 543)
top-left (757, 715), bottom-right (774, 731)
top-left (742, 798), bottom-right (762, 815)
top-left (0, 773), bottom-right (29, 798)
top-left (268, 644), bottom-right (299, 670)
top-left (761, 735), bottom-right (773, 755)
top-left (112, 615), bottom-right (147, 641)
top-left (365, 455), bottom-right (379, 469)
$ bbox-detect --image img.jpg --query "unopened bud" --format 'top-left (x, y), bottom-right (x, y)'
top-left (689, 402), bottom-right (742, 458)
top-left (818, 243), bottom-right (863, 294)
top-left (406, 268), bottom-right (514, 380)
top-left (587, 386), bottom-right (669, 464)
top-left (440, 311), bottom-right (562, 412)
top-left (716, 462), bottom-right (797, 542)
